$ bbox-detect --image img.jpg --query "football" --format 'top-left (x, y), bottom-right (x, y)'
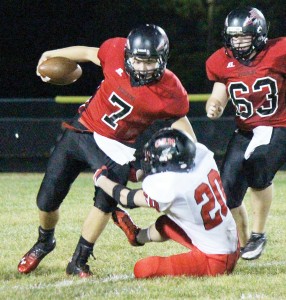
top-left (38, 57), bottom-right (82, 85)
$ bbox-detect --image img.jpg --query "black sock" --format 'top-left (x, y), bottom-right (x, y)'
top-left (39, 226), bottom-right (55, 234)
top-left (38, 226), bottom-right (55, 243)
top-left (79, 236), bottom-right (94, 249)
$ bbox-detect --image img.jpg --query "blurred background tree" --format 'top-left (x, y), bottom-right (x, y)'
top-left (160, 0), bottom-right (285, 93)
top-left (1, 0), bottom-right (285, 97)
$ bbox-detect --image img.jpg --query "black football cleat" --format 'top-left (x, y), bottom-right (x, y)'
top-left (66, 244), bottom-right (94, 278)
top-left (241, 232), bottom-right (267, 260)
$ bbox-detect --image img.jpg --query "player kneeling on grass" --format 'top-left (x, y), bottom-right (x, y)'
top-left (94, 128), bottom-right (240, 278)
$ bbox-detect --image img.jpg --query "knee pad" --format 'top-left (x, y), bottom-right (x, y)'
top-left (37, 195), bottom-right (58, 212)
top-left (93, 188), bottom-right (118, 213)
top-left (243, 154), bottom-right (272, 189)
top-left (93, 163), bottom-right (130, 213)
top-left (37, 179), bottom-right (65, 212)
top-left (93, 164), bottom-right (129, 213)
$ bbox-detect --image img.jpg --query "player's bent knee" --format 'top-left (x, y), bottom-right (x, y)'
top-left (37, 192), bottom-right (61, 212)
top-left (243, 155), bottom-right (273, 189)
top-left (37, 197), bottom-right (60, 212)
top-left (155, 215), bottom-right (170, 238)
top-left (94, 190), bottom-right (118, 213)
top-left (134, 256), bottom-right (160, 278)
top-left (94, 200), bottom-right (117, 213)
top-left (246, 173), bottom-right (272, 190)
top-left (36, 177), bottom-right (70, 211)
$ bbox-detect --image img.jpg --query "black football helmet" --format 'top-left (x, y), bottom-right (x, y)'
top-left (141, 128), bottom-right (196, 175)
top-left (125, 24), bottom-right (169, 86)
top-left (223, 7), bottom-right (268, 64)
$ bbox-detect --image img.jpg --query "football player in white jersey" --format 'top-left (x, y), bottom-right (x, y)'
top-left (93, 128), bottom-right (239, 278)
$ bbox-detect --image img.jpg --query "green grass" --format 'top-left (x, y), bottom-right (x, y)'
top-left (1, 172), bottom-right (286, 299)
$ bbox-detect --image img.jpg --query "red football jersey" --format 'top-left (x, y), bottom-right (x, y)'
top-left (206, 38), bottom-right (286, 130)
top-left (79, 38), bottom-right (189, 143)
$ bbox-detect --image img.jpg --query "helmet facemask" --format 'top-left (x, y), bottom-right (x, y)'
top-left (229, 34), bottom-right (254, 60)
top-left (125, 54), bottom-right (166, 86)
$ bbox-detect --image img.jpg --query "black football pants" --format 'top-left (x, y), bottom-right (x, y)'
top-left (37, 118), bottom-right (130, 213)
top-left (221, 127), bottom-right (286, 209)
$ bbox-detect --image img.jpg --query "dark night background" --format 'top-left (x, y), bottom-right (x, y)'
top-left (0, 1), bottom-right (285, 171)
top-left (1, 0), bottom-right (285, 98)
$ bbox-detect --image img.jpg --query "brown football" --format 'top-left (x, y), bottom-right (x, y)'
top-left (38, 57), bottom-right (82, 85)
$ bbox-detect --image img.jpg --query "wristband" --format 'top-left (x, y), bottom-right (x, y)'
top-left (127, 189), bottom-right (140, 209)
top-left (112, 184), bottom-right (127, 204)
top-left (112, 184), bottom-right (139, 209)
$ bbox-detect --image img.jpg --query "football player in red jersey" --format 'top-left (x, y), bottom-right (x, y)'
top-left (206, 7), bottom-right (286, 260)
top-left (17, 24), bottom-right (196, 277)
top-left (93, 128), bottom-right (239, 278)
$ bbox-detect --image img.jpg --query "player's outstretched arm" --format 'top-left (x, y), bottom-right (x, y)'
top-left (93, 166), bottom-right (148, 208)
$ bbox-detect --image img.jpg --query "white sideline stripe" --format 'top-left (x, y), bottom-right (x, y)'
top-left (240, 293), bottom-right (266, 299)
top-left (6, 263), bottom-right (286, 291)
top-left (240, 260), bottom-right (286, 268)
top-left (243, 261), bottom-right (286, 267)
top-left (11, 274), bottom-right (133, 291)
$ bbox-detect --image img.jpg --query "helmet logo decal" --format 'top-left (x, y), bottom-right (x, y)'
top-left (245, 8), bottom-right (260, 26)
top-left (155, 138), bottom-right (176, 148)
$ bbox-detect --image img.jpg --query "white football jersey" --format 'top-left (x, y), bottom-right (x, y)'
top-left (142, 143), bottom-right (238, 254)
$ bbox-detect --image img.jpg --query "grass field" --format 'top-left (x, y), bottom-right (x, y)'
top-left (1, 172), bottom-right (286, 299)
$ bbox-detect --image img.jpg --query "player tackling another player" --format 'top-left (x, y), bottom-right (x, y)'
top-left (94, 128), bottom-right (240, 278)
top-left (19, 6), bottom-right (281, 278)
top-left (17, 24), bottom-right (197, 277)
